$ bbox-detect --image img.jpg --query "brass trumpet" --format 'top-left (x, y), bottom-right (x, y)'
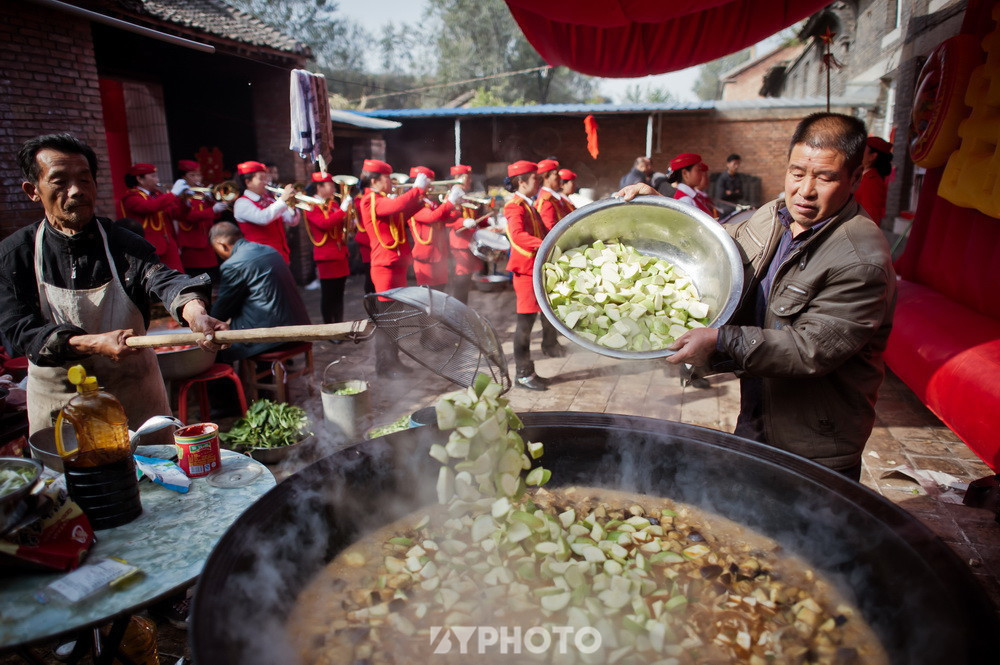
top-left (462, 195), bottom-right (494, 207)
top-left (265, 184), bottom-right (324, 211)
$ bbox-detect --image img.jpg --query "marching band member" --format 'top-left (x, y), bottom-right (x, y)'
top-left (534, 159), bottom-right (569, 230)
top-left (120, 163), bottom-right (185, 272)
top-left (408, 166), bottom-right (460, 291)
top-left (173, 159), bottom-right (227, 281)
top-left (558, 168), bottom-right (578, 213)
top-left (446, 164), bottom-right (485, 304)
top-left (232, 160), bottom-right (298, 264)
top-left (504, 160), bottom-right (563, 392)
top-left (304, 171), bottom-right (353, 324)
top-left (358, 158), bottom-right (429, 377)
top-left (667, 153), bottom-right (719, 219)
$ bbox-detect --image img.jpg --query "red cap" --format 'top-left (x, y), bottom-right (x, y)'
top-left (669, 153), bottom-right (702, 172)
top-left (697, 163), bottom-right (708, 172)
top-left (362, 159), bottom-right (392, 174)
top-left (507, 160), bottom-right (537, 178)
top-left (237, 161), bottom-right (267, 175)
top-left (450, 164), bottom-right (472, 175)
top-left (127, 163), bottom-right (156, 176)
top-left (177, 159), bottom-right (200, 173)
top-left (867, 136), bottom-right (893, 154)
top-left (311, 171), bottom-right (333, 183)
top-left (536, 159), bottom-right (560, 174)
top-left (409, 166), bottom-right (435, 179)
top-left (558, 168), bottom-right (577, 181)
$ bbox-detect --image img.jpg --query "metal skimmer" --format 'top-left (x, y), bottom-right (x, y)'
top-left (363, 286), bottom-right (510, 393)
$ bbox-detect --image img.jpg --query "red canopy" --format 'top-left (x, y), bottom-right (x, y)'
top-left (503, 0), bottom-right (832, 78)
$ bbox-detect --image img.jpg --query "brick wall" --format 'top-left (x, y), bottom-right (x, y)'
top-left (0, 3), bottom-right (111, 237)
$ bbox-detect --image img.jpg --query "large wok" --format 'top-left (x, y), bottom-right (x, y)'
top-left (191, 413), bottom-right (997, 664)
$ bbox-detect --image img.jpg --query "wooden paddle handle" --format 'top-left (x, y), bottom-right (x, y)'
top-left (125, 321), bottom-right (371, 348)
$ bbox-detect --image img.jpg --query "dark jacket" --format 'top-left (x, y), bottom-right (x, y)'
top-left (713, 198), bottom-right (897, 470)
top-left (619, 168), bottom-right (651, 189)
top-left (0, 217), bottom-right (210, 366)
top-left (212, 239), bottom-right (310, 359)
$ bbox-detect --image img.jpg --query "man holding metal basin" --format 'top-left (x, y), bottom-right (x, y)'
top-left (1, 133), bottom-right (228, 439)
top-left (617, 113), bottom-right (897, 480)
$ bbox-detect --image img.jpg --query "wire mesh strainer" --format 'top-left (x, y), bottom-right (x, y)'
top-left (364, 286), bottom-right (510, 393)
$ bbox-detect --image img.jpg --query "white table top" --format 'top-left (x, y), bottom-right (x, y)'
top-left (0, 450), bottom-right (275, 648)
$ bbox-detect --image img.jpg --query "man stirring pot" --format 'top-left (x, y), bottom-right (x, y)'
top-left (0, 133), bottom-right (228, 438)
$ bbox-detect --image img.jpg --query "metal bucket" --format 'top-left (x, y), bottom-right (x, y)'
top-left (320, 363), bottom-right (372, 441)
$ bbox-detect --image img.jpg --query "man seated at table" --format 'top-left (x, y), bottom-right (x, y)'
top-left (208, 222), bottom-right (310, 361)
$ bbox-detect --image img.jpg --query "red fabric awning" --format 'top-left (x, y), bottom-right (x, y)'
top-left (503, 0), bottom-right (832, 78)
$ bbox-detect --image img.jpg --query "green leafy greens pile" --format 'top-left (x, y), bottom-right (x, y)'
top-left (219, 399), bottom-right (311, 449)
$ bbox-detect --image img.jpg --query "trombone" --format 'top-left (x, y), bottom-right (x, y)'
top-left (186, 181), bottom-right (239, 205)
top-left (395, 177), bottom-right (465, 194)
top-left (265, 184), bottom-right (324, 211)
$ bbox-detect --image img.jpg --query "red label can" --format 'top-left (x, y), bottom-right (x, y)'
top-left (174, 423), bottom-right (222, 478)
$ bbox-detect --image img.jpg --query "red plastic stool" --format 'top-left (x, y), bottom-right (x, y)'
top-left (176, 363), bottom-right (247, 425)
top-left (240, 342), bottom-right (314, 403)
top-left (2, 356), bottom-right (28, 382)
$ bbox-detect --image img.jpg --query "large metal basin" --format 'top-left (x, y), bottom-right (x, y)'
top-left (149, 327), bottom-right (216, 381)
top-left (191, 413), bottom-right (996, 665)
top-left (533, 196), bottom-right (743, 359)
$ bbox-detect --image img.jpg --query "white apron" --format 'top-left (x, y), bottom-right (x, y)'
top-left (26, 222), bottom-right (171, 437)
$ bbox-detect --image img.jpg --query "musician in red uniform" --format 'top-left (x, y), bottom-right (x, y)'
top-left (173, 159), bottom-right (226, 282)
top-left (558, 168), bottom-right (578, 213)
top-left (446, 164), bottom-right (486, 304)
top-left (359, 158), bottom-right (429, 376)
top-left (232, 160), bottom-right (298, 264)
top-left (119, 163), bottom-right (185, 272)
top-left (408, 166), bottom-right (461, 290)
top-left (304, 171), bottom-right (353, 324)
top-left (667, 153), bottom-right (718, 219)
top-left (504, 160), bottom-right (563, 391)
top-left (534, 159), bottom-right (570, 230)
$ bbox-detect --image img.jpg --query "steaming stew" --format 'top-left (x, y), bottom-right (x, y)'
top-left (288, 486), bottom-right (887, 665)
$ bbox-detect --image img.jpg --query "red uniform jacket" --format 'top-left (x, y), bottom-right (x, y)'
top-left (535, 188), bottom-right (572, 230)
top-left (175, 198), bottom-right (218, 270)
top-left (854, 169), bottom-right (887, 224)
top-left (304, 202), bottom-right (350, 279)
top-left (236, 193), bottom-right (291, 263)
top-left (505, 196), bottom-right (546, 276)
top-left (120, 188), bottom-right (184, 271)
top-left (359, 187), bottom-right (424, 268)
top-left (410, 198), bottom-right (455, 264)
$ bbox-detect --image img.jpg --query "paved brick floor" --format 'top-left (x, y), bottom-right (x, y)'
top-left (6, 273), bottom-right (997, 664)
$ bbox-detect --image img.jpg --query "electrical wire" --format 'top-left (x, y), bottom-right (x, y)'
top-left (349, 65), bottom-right (552, 103)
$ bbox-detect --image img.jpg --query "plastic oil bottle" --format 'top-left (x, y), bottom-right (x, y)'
top-left (55, 365), bottom-right (142, 529)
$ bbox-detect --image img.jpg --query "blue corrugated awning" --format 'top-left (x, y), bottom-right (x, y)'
top-left (354, 97), bottom-right (874, 119)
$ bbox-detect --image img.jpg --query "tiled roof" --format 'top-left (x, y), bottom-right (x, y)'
top-left (122, 0), bottom-right (309, 56)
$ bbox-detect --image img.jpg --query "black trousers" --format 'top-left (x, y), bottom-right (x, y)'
top-left (513, 313), bottom-right (558, 377)
top-left (319, 276), bottom-right (347, 324)
top-left (450, 273), bottom-right (472, 304)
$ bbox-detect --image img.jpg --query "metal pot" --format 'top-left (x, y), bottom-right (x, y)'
top-left (532, 196), bottom-right (743, 359)
top-left (28, 415), bottom-right (181, 473)
top-left (148, 327), bottom-right (217, 381)
top-left (0, 457), bottom-right (43, 534)
top-left (191, 413), bottom-right (996, 664)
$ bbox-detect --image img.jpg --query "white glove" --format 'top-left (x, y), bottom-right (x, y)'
top-left (463, 218), bottom-right (477, 229)
top-left (171, 179), bottom-right (188, 196)
top-left (212, 202), bottom-right (228, 213)
top-left (447, 184), bottom-right (465, 205)
top-left (412, 172), bottom-right (430, 191)
top-left (340, 196), bottom-right (353, 212)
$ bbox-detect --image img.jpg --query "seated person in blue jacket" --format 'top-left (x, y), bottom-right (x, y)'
top-left (208, 222), bottom-right (311, 361)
